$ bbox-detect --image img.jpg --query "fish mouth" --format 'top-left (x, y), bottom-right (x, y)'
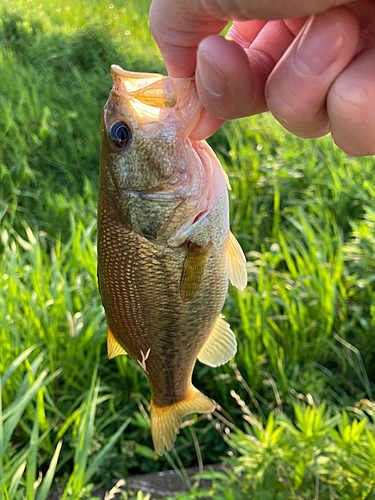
top-left (111, 65), bottom-right (194, 108)
top-left (109, 65), bottom-right (202, 139)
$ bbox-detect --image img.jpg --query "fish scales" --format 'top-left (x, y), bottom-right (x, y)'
top-left (97, 65), bottom-right (247, 455)
top-left (98, 194), bottom-right (228, 403)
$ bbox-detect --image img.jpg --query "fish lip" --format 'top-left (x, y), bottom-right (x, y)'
top-left (111, 65), bottom-right (163, 81)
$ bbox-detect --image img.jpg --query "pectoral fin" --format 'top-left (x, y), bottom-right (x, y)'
top-left (107, 325), bottom-right (128, 359)
top-left (198, 314), bottom-right (237, 367)
top-left (180, 242), bottom-right (212, 302)
top-left (226, 231), bottom-right (247, 291)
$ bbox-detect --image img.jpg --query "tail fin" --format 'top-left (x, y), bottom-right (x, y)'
top-left (150, 387), bottom-right (215, 456)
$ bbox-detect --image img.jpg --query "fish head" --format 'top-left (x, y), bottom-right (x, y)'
top-left (101, 65), bottom-right (202, 194)
top-left (99, 65), bottom-right (211, 241)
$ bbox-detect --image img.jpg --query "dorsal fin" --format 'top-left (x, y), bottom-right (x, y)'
top-left (198, 314), bottom-right (237, 367)
top-left (107, 325), bottom-right (128, 359)
top-left (226, 231), bottom-right (247, 290)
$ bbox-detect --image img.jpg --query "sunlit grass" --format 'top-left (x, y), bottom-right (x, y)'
top-left (175, 400), bottom-right (375, 499)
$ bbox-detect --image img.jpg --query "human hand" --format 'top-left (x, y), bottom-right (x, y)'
top-left (149, 0), bottom-right (375, 157)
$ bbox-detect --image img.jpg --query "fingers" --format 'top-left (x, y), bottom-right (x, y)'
top-left (149, 0), bottom-right (352, 78)
top-left (191, 17), bottom-right (311, 139)
top-left (227, 19), bottom-right (266, 44)
top-left (328, 45), bottom-right (375, 156)
top-left (265, 7), bottom-right (360, 138)
top-left (192, 20), bottom-right (298, 135)
top-left (190, 29), bottom-right (259, 140)
top-left (199, 0), bottom-right (352, 20)
top-left (195, 36), bottom-right (253, 120)
top-left (151, 0), bottom-right (375, 155)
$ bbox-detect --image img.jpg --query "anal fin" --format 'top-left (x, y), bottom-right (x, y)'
top-left (151, 387), bottom-right (215, 456)
top-left (107, 325), bottom-right (128, 359)
top-left (198, 314), bottom-right (237, 367)
top-left (226, 231), bottom-right (247, 291)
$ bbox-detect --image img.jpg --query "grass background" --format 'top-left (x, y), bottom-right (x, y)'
top-left (2, 0), bottom-right (375, 498)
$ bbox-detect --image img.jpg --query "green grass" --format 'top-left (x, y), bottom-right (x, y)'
top-left (175, 401), bottom-right (375, 499)
top-left (2, 0), bottom-right (375, 498)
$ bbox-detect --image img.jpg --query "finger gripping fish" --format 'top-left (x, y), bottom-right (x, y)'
top-left (97, 65), bottom-right (247, 455)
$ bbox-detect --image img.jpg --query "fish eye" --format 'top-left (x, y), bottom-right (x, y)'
top-left (109, 121), bottom-right (132, 148)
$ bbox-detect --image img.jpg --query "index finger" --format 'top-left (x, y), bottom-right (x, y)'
top-left (149, 0), bottom-right (227, 77)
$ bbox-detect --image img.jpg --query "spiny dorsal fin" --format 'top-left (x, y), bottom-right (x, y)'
top-left (151, 387), bottom-right (215, 456)
top-left (180, 242), bottom-right (212, 302)
top-left (226, 231), bottom-right (247, 291)
top-left (198, 314), bottom-right (237, 367)
top-left (107, 325), bottom-right (128, 359)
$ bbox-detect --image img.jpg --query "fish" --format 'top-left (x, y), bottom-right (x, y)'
top-left (97, 64), bottom-right (247, 456)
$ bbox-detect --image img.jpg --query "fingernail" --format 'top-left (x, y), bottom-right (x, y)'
top-left (295, 14), bottom-right (343, 75)
top-left (196, 50), bottom-right (227, 97)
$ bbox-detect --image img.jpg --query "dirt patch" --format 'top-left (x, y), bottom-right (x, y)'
top-left (94, 464), bottom-right (224, 499)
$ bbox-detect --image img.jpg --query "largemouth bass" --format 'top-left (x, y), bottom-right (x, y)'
top-left (97, 65), bottom-right (247, 455)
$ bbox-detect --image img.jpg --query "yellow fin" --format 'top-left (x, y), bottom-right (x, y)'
top-left (107, 325), bottom-right (128, 360)
top-left (151, 387), bottom-right (215, 456)
top-left (226, 231), bottom-right (247, 291)
top-left (198, 314), bottom-right (237, 367)
top-left (180, 242), bottom-right (212, 302)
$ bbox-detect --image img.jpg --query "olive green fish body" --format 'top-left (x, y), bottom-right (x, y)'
top-left (97, 66), bottom-right (247, 454)
top-left (98, 183), bottom-right (228, 407)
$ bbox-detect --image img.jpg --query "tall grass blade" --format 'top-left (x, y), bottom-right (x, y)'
top-left (36, 440), bottom-right (63, 500)
top-left (2, 369), bottom-right (61, 456)
top-left (0, 448), bottom-right (29, 491)
top-left (8, 460), bottom-right (26, 500)
top-left (26, 401), bottom-right (39, 500)
top-left (2, 369), bottom-right (48, 458)
top-left (72, 363), bottom-right (99, 496)
top-left (84, 417), bottom-right (131, 484)
top-left (1, 345), bottom-right (40, 388)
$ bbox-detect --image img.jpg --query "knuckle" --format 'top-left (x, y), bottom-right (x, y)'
top-left (267, 90), bottom-right (311, 129)
top-left (329, 79), bottom-right (370, 118)
top-left (267, 90), bottom-right (328, 137)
